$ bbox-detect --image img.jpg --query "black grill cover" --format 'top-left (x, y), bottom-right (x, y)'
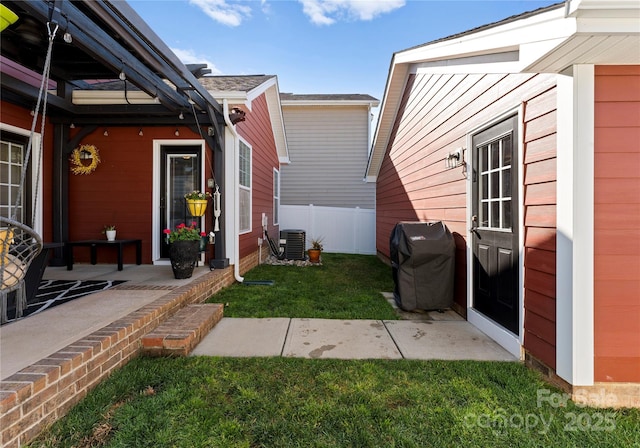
top-left (390, 221), bottom-right (455, 311)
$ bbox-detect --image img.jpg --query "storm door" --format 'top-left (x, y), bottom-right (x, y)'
top-left (471, 115), bottom-right (519, 334)
top-left (160, 146), bottom-right (201, 258)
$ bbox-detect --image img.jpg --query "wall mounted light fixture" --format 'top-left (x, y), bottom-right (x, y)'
top-left (138, 128), bottom-right (144, 136)
top-left (445, 148), bottom-right (464, 169)
top-left (103, 129), bottom-right (109, 137)
top-left (174, 129), bottom-right (180, 136)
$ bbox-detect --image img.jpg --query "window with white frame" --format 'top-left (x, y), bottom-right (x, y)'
top-left (239, 140), bottom-right (251, 233)
top-left (273, 168), bottom-right (280, 225)
top-left (0, 136), bottom-right (28, 222)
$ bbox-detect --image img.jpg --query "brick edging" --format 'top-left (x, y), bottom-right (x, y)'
top-left (0, 266), bottom-right (235, 448)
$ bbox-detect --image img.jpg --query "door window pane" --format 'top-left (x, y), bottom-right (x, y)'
top-left (502, 168), bottom-right (511, 198)
top-left (480, 145), bottom-right (488, 172)
top-left (503, 201), bottom-right (512, 228)
top-left (490, 142), bottom-right (500, 170)
top-left (476, 132), bottom-right (513, 230)
top-left (490, 171), bottom-right (500, 199)
top-left (491, 201), bottom-right (500, 228)
top-left (502, 136), bottom-right (512, 166)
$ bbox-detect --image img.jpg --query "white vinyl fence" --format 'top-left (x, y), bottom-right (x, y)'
top-left (279, 204), bottom-right (376, 255)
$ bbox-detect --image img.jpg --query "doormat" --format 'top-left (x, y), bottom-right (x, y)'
top-left (2, 280), bottom-right (126, 325)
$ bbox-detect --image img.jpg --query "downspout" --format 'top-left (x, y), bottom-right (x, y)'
top-left (223, 99), bottom-right (244, 282)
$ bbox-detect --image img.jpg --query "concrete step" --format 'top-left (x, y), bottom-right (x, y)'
top-left (141, 303), bottom-right (224, 356)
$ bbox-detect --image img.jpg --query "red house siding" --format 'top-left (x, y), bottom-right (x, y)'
top-left (594, 65), bottom-right (640, 382)
top-left (1, 101), bottom-right (55, 241)
top-left (67, 126), bottom-right (205, 264)
top-left (522, 87), bottom-right (557, 370)
top-left (235, 93), bottom-right (280, 259)
top-left (376, 72), bottom-right (556, 313)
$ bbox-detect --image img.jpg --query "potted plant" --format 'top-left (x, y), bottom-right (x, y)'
top-left (163, 222), bottom-right (207, 278)
top-left (308, 237), bottom-right (324, 263)
top-left (102, 225), bottom-right (116, 241)
top-left (184, 190), bottom-right (212, 217)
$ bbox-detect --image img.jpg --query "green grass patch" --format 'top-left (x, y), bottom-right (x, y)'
top-left (30, 357), bottom-right (640, 448)
top-left (209, 253), bottom-right (398, 320)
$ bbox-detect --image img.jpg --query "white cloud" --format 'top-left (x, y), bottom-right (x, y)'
top-left (299, 0), bottom-right (405, 25)
top-left (171, 48), bottom-right (222, 75)
top-left (189, 0), bottom-right (251, 27)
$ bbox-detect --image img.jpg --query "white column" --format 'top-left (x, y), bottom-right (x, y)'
top-left (556, 64), bottom-right (595, 386)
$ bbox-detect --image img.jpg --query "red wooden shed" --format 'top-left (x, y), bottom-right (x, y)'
top-left (366, 0), bottom-right (640, 407)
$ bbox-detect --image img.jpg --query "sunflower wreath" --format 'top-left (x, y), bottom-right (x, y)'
top-left (69, 144), bottom-right (101, 175)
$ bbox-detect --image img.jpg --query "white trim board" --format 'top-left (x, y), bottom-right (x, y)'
top-left (555, 65), bottom-right (595, 386)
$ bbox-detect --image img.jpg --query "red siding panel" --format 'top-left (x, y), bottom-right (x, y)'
top-left (594, 65), bottom-right (640, 383)
top-left (375, 71), bottom-right (557, 325)
top-left (522, 87), bottom-right (558, 369)
top-left (235, 94), bottom-right (280, 259)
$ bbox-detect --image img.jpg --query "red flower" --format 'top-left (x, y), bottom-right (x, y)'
top-left (200, 231), bottom-right (206, 237)
top-left (177, 223), bottom-right (186, 229)
top-left (163, 229), bottom-right (171, 235)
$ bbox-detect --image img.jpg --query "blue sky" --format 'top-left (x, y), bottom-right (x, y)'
top-left (129, 0), bottom-right (559, 103)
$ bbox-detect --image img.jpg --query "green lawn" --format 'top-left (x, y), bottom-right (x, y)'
top-left (209, 253), bottom-right (399, 320)
top-left (28, 254), bottom-right (640, 447)
top-left (30, 357), bottom-right (640, 448)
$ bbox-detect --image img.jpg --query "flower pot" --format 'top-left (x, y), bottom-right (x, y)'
top-left (187, 199), bottom-right (208, 217)
top-left (0, 5), bottom-right (18, 32)
top-left (105, 230), bottom-right (116, 241)
top-left (308, 248), bottom-right (321, 263)
top-left (169, 240), bottom-right (200, 279)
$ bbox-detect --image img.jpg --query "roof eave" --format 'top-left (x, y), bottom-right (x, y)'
top-left (366, 0), bottom-right (640, 179)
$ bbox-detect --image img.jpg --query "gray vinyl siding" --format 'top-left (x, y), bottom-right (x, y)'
top-left (281, 105), bottom-right (375, 208)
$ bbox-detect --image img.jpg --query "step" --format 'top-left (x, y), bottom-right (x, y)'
top-left (141, 303), bottom-right (224, 357)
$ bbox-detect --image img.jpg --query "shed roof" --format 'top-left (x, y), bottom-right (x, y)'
top-left (200, 75), bottom-right (290, 165)
top-left (280, 93), bottom-right (378, 103)
top-left (365, 0), bottom-right (640, 180)
top-left (199, 75), bottom-right (276, 93)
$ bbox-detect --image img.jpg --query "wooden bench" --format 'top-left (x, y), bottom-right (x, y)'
top-left (141, 303), bottom-right (224, 356)
top-left (66, 239), bottom-right (142, 271)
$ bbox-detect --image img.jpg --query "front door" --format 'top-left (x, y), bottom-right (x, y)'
top-left (160, 146), bottom-right (201, 258)
top-left (471, 115), bottom-right (519, 334)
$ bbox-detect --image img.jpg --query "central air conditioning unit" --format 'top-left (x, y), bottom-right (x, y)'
top-left (280, 229), bottom-right (306, 260)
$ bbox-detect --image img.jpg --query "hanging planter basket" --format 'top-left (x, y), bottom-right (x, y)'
top-left (186, 199), bottom-right (208, 217)
top-left (169, 240), bottom-right (199, 279)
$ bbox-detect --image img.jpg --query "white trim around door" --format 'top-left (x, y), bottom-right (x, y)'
top-left (152, 139), bottom-right (206, 265)
top-left (465, 106), bottom-right (525, 360)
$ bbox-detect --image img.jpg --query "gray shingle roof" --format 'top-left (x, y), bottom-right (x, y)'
top-left (280, 93), bottom-right (378, 102)
top-left (199, 75), bottom-right (276, 92)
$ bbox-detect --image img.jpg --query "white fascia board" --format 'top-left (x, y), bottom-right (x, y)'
top-left (246, 76), bottom-right (277, 104)
top-left (577, 16), bottom-right (640, 33)
top-left (264, 80), bottom-right (290, 163)
top-left (281, 100), bottom-right (379, 107)
top-left (72, 90), bottom-right (159, 104)
top-left (568, 0), bottom-right (640, 14)
top-left (366, 60), bottom-right (408, 178)
top-left (396, 8), bottom-right (573, 72)
top-left (211, 91), bottom-right (251, 110)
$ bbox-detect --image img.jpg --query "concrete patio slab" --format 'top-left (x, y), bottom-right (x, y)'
top-left (384, 320), bottom-right (516, 361)
top-left (0, 288), bottom-right (166, 379)
top-left (282, 318), bottom-right (403, 360)
top-left (191, 317), bottom-right (291, 357)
